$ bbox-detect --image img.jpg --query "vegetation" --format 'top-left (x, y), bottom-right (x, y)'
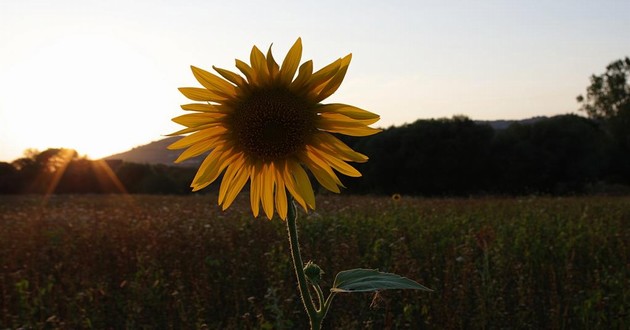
top-left (0, 112), bottom-right (627, 197)
top-left (0, 194), bottom-right (628, 329)
top-left (577, 57), bottom-right (630, 184)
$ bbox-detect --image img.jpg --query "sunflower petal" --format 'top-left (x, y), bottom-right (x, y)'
top-left (311, 146), bottom-right (362, 177)
top-left (179, 87), bottom-right (227, 102)
top-left (281, 161), bottom-right (308, 211)
top-left (317, 103), bottom-right (379, 122)
top-left (289, 60), bottom-right (313, 92)
top-left (275, 168), bottom-right (288, 220)
top-left (218, 156), bottom-right (243, 204)
top-left (249, 164), bottom-right (263, 217)
top-left (317, 113), bottom-right (382, 136)
top-left (218, 154), bottom-right (246, 205)
top-left (266, 44), bottom-right (280, 80)
top-left (167, 126), bottom-right (228, 150)
top-left (315, 54), bottom-right (352, 102)
top-left (307, 58), bottom-right (341, 92)
top-left (314, 132), bottom-right (369, 162)
top-left (213, 66), bottom-right (246, 87)
top-left (222, 162), bottom-right (251, 210)
top-left (171, 113), bottom-right (226, 127)
top-left (261, 163), bottom-right (275, 219)
top-left (175, 139), bottom-right (218, 163)
top-left (250, 46), bottom-right (269, 83)
top-left (191, 66), bottom-right (236, 96)
top-left (301, 148), bottom-right (344, 186)
top-left (192, 149), bottom-right (237, 190)
top-left (180, 103), bottom-right (225, 113)
top-left (189, 149), bottom-right (221, 188)
top-left (301, 156), bottom-right (341, 193)
top-left (235, 59), bottom-right (255, 84)
top-left (288, 161), bottom-right (316, 209)
top-left (167, 122), bottom-right (225, 136)
top-left (280, 38), bottom-right (302, 84)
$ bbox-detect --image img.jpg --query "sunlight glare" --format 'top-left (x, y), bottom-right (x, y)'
top-left (1, 33), bottom-right (176, 160)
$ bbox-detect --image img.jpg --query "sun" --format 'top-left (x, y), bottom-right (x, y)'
top-left (0, 33), bottom-right (176, 161)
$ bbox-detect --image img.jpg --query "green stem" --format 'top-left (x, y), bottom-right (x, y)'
top-left (286, 198), bottom-right (320, 329)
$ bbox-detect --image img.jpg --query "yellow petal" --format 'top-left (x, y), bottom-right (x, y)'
top-left (250, 46), bottom-right (269, 83)
top-left (317, 103), bottom-right (379, 123)
top-left (235, 59), bottom-right (256, 84)
top-left (313, 132), bottom-right (368, 162)
top-left (300, 148), bottom-right (344, 187)
top-left (315, 54), bottom-right (352, 102)
top-left (191, 66), bottom-right (236, 96)
top-left (189, 148), bottom-right (221, 187)
top-left (281, 161), bottom-right (308, 211)
top-left (213, 66), bottom-right (246, 87)
top-left (317, 113), bottom-right (382, 136)
top-left (167, 122), bottom-right (225, 136)
top-left (167, 126), bottom-right (227, 150)
top-left (261, 163), bottom-right (275, 220)
top-left (266, 45), bottom-right (280, 80)
top-left (249, 164), bottom-right (263, 217)
top-left (288, 161), bottom-right (316, 209)
top-left (289, 60), bottom-right (313, 92)
top-left (180, 103), bottom-right (225, 113)
top-left (192, 149), bottom-right (237, 189)
top-left (301, 157), bottom-right (341, 193)
top-left (307, 58), bottom-right (341, 92)
top-left (171, 113), bottom-right (226, 128)
top-left (311, 146), bottom-right (362, 177)
top-left (274, 168), bottom-right (288, 220)
top-left (218, 154), bottom-right (244, 204)
top-left (222, 162), bottom-right (251, 210)
top-left (280, 37), bottom-right (302, 84)
top-left (178, 87), bottom-right (227, 102)
top-left (175, 139), bottom-right (218, 163)
top-left (191, 180), bottom-right (212, 192)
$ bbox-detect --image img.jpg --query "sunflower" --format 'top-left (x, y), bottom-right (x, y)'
top-left (168, 38), bottom-right (380, 220)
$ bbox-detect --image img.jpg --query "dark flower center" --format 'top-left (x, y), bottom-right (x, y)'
top-left (229, 88), bottom-right (316, 161)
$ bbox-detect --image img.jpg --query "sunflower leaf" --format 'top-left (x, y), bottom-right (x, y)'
top-left (331, 268), bottom-right (432, 293)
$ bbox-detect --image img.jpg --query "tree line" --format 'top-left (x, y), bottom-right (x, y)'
top-left (1, 58), bottom-right (628, 196)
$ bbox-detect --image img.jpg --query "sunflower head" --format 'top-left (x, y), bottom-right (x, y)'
top-left (168, 38), bottom-right (380, 220)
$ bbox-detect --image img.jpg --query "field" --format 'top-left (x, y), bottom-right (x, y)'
top-left (0, 194), bottom-right (628, 329)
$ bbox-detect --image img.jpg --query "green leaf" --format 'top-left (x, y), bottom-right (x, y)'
top-left (331, 268), bottom-right (432, 293)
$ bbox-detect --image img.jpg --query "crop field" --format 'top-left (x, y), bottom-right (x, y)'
top-left (0, 194), bottom-right (628, 329)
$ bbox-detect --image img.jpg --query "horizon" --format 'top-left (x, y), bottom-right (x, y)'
top-left (1, 1), bottom-right (629, 162)
top-left (0, 114), bottom-right (568, 163)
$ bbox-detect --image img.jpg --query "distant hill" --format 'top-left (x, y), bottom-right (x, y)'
top-left (104, 137), bottom-right (202, 167)
top-left (475, 116), bottom-right (547, 130)
top-left (104, 117), bottom-right (547, 166)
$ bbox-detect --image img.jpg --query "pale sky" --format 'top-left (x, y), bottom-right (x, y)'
top-left (1, 0), bottom-right (629, 162)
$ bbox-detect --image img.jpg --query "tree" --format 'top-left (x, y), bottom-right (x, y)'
top-left (578, 57), bottom-right (630, 183)
top-left (577, 57), bottom-right (630, 120)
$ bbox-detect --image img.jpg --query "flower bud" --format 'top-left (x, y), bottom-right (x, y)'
top-left (303, 261), bottom-right (324, 285)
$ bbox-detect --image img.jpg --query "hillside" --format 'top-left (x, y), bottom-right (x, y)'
top-left (103, 117), bottom-right (546, 166)
top-left (104, 137), bottom-right (202, 167)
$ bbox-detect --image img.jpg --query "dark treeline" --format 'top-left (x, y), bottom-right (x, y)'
top-left (344, 114), bottom-right (624, 195)
top-left (1, 57), bottom-right (628, 197)
top-left (0, 149), bottom-right (198, 195)
top-left (0, 114), bottom-right (627, 196)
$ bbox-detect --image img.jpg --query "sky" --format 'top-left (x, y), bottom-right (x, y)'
top-left (1, 0), bottom-right (629, 162)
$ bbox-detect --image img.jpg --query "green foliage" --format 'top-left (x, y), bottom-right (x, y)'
top-left (578, 57), bottom-right (630, 121)
top-left (331, 268), bottom-right (431, 293)
top-left (1, 112), bottom-right (629, 196)
top-left (0, 195), bottom-right (628, 329)
top-left (578, 57), bottom-right (630, 183)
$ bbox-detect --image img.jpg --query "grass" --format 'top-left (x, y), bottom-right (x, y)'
top-left (0, 194), bottom-right (628, 329)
